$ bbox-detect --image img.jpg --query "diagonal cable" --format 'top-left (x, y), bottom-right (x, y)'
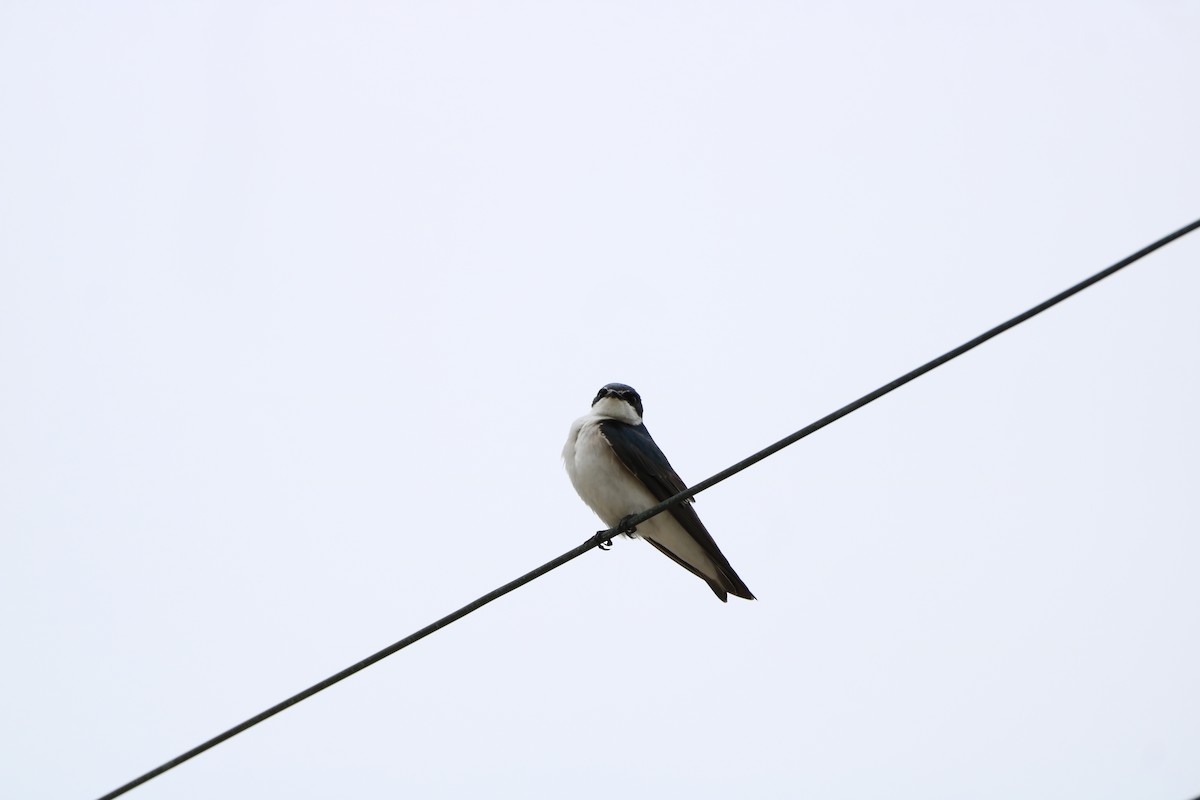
top-left (96, 216), bottom-right (1200, 800)
top-left (617, 216), bottom-right (1200, 533)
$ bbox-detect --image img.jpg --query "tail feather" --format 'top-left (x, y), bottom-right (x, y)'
top-left (644, 537), bottom-right (754, 602)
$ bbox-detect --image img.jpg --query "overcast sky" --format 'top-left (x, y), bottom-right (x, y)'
top-left (2, 2), bottom-right (1199, 799)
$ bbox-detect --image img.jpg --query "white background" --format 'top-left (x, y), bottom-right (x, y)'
top-left (2, 2), bottom-right (1198, 798)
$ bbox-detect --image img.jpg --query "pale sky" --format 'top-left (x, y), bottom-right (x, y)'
top-left (2, 2), bottom-right (1199, 799)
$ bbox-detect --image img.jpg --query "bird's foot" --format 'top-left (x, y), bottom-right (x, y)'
top-left (592, 516), bottom-right (638, 551)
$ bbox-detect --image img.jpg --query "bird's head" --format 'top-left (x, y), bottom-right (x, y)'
top-left (591, 383), bottom-right (644, 424)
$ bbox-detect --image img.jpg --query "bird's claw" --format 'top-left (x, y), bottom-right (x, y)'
top-left (593, 516), bottom-right (638, 551)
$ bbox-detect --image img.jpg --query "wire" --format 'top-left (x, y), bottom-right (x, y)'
top-left (96, 216), bottom-right (1200, 800)
top-left (95, 540), bottom-right (598, 800)
top-left (620, 215), bottom-right (1200, 532)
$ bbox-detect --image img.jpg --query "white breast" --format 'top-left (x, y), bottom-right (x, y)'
top-left (562, 414), bottom-right (659, 530)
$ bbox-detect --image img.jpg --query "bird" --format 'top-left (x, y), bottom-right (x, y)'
top-left (562, 382), bottom-right (755, 602)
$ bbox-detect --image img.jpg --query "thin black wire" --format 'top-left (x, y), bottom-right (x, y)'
top-left (94, 540), bottom-right (599, 800)
top-left (619, 215), bottom-right (1200, 533)
top-left (96, 216), bottom-right (1200, 800)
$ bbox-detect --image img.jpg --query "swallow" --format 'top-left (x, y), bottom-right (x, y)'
top-left (563, 383), bottom-right (755, 602)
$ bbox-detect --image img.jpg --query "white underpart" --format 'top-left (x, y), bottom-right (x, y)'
top-left (562, 409), bottom-right (723, 586)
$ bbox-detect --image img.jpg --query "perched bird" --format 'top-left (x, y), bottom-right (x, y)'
top-left (562, 383), bottom-right (755, 602)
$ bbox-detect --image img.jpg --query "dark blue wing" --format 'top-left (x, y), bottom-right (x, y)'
top-left (597, 420), bottom-right (755, 600)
